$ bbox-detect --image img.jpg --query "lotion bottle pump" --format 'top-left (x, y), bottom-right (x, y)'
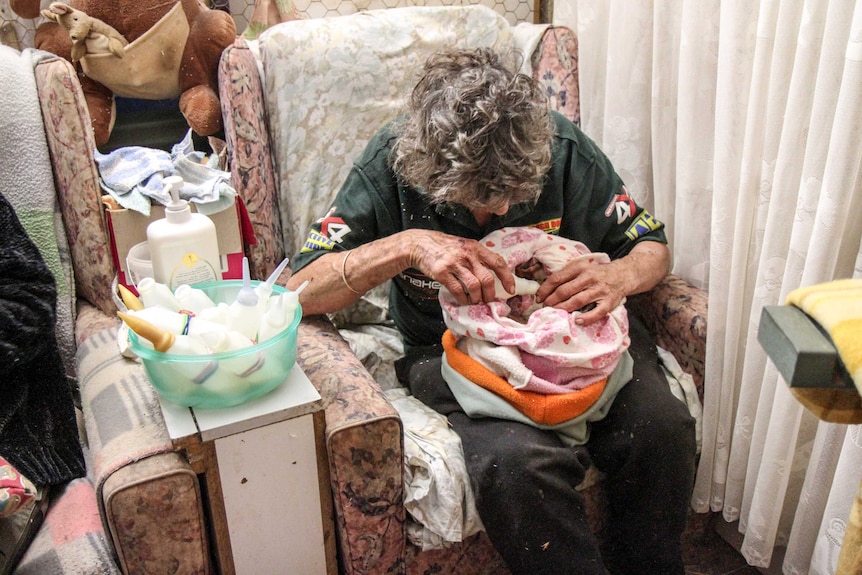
top-left (147, 176), bottom-right (221, 290)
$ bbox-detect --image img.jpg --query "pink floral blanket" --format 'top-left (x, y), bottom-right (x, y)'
top-left (439, 227), bottom-right (630, 393)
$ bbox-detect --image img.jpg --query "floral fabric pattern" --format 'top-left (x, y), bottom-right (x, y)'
top-left (0, 457), bottom-right (36, 518)
top-left (440, 227), bottom-right (629, 394)
top-left (34, 56), bottom-right (117, 317)
top-left (257, 5), bottom-right (513, 261)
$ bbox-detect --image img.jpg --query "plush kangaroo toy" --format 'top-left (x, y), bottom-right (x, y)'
top-left (10, 0), bottom-right (236, 147)
top-left (40, 2), bottom-right (127, 62)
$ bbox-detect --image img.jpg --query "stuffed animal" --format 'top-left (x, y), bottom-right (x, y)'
top-left (40, 2), bottom-right (127, 62)
top-left (10, 0), bottom-right (236, 147)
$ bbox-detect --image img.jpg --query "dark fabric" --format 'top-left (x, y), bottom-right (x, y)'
top-left (0, 193), bottom-right (85, 487)
top-left (291, 111), bottom-right (667, 349)
top-left (396, 315), bottom-right (697, 575)
top-left (0, 486), bottom-right (49, 575)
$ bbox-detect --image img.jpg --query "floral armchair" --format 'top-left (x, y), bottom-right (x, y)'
top-left (218, 5), bottom-right (708, 574)
top-left (10, 52), bottom-right (209, 575)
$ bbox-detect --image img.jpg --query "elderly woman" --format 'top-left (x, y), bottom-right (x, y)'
top-left (287, 48), bottom-right (696, 575)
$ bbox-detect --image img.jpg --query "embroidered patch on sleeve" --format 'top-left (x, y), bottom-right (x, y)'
top-left (605, 188), bottom-right (637, 224)
top-left (320, 212), bottom-right (352, 244)
top-left (624, 211), bottom-right (662, 240)
top-left (301, 230), bottom-right (336, 253)
top-left (532, 218), bottom-right (562, 234)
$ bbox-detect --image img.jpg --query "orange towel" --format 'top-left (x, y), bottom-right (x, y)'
top-left (442, 330), bottom-right (606, 426)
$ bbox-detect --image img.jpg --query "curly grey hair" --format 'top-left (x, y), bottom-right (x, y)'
top-left (391, 48), bottom-right (554, 210)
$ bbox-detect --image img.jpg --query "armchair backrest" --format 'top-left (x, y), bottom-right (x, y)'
top-left (255, 5), bottom-right (525, 259)
top-left (221, 7), bottom-right (579, 291)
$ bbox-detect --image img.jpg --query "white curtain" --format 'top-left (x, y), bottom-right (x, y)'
top-left (555, 1), bottom-right (862, 572)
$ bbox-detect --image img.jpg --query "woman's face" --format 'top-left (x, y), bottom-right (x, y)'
top-left (470, 201), bottom-right (509, 227)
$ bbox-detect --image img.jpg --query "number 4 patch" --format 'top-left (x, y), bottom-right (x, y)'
top-left (319, 207), bottom-right (352, 244)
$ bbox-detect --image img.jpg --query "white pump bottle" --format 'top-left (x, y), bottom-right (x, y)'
top-left (147, 176), bottom-right (222, 290)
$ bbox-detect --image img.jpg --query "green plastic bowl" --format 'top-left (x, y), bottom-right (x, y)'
top-left (129, 280), bottom-right (301, 408)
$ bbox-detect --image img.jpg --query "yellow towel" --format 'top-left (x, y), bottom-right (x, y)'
top-left (786, 278), bottom-right (862, 389)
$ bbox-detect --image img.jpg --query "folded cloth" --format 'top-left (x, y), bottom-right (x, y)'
top-left (443, 330), bottom-right (608, 426)
top-left (439, 227), bottom-right (630, 393)
top-left (95, 130), bottom-right (237, 216)
top-left (168, 131), bottom-right (237, 215)
top-left (442, 344), bottom-right (634, 446)
top-left (383, 388), bottom-right (484, 550)
top-left (786, 278), bottom-right (862, 389)
top-left (94, 146), bottom-right (172, 215)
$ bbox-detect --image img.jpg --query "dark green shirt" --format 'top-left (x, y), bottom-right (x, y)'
top-left (291, 111), bottom-right (667, 348)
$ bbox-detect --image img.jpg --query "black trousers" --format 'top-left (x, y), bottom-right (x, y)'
top-left (395, 315), bottom-right (697, 575)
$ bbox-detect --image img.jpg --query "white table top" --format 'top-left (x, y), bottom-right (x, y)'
top-left (159, 364), bottom-right (323, 442)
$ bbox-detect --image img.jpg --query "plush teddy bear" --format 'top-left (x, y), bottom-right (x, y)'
top-left (40, 2), bottom-right (127, 62)
top-left (10, 0), bottom-right (236, 147)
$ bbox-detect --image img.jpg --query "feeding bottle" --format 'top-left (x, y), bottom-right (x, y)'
top-left (254, 257), bottom-right (289, 312)
top-left (128, 307), bottom-right (229, 336)
top-left (147, 176), bottom-right (222, 291)
top-left (117, 284), bottom-right (144, 311)
top-left (492, 275), bottom-right (541, 300)
top-left (227, 257), bottom-right (262, 341)
top-left (175, 284), bottom-right (217, 315)
top-left (257, 280), bottom-right (304, 343)
top-left (197, 302), bottom-right (230, 325)
top-left (118, 312), bottom-right (211, 355)
top-left (257, 293), bottom-right (291, 343)
top-left (198, 330), bottom-right (264, 377)
top-left (136, 277), bottom-right (181, 311)
top-left (118, 312), bottom-right (217, 384)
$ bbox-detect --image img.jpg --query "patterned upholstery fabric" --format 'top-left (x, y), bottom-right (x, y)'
top-left (220, 7), bottom-right (708, 575)
top-left (77, 324), bottom-right (210, 575)
top-left (34, 57), bottom-right (116, 318)
top-left (220, 37), bottom-right (285, 282)
top-left (14, 479), bottom-right (118, 575)
top-left (531, 26), bottom-right (580, 126)
top-left (19, 58), bottom-right (212, 574)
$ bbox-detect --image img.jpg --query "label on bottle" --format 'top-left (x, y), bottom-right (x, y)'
top-left (168, 253), bottom-right (219, 290)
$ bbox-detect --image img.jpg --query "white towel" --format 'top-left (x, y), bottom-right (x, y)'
top-left (512, 22), bottom-right (551, 76)
top-left (383, 388), bottom-right (484, 550)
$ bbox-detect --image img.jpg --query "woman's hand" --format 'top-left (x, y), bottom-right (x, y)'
top-left (407, 230), bottom-right (514, 305)
top-left (536, 258), bottom-right (630, 325)
top-left (536, 241), bottom-right (670, 325)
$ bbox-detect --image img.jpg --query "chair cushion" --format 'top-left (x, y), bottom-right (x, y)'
top-left (14, 478), bottom-right (118, 575)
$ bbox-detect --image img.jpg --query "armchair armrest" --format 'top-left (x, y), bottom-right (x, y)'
top-left (75, 302), bottom-right (210, 574)
top-left (629, 274), bottom-right (708, 396)
top-left (296, 316), bottom-right (405, 575)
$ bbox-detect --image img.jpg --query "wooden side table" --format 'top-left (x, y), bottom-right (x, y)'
top-left (159, 365), bottom-right (337, 574)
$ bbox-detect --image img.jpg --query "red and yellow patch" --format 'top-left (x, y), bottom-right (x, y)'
top-left (532, 218), bottom-right (561, 234)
